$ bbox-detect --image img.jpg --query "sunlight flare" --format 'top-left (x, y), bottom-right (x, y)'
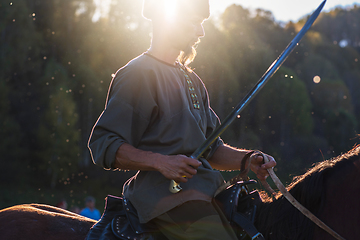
top-left (164, 0), bottom-right (177, 21)
top-left (313, 75), bottom-right (321, 84)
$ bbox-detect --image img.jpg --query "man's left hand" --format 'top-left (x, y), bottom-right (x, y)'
top-left (250, 154), bottom-right (276, 181)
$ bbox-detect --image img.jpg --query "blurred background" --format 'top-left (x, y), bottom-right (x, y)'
top-left (1, 0), bottom-right (359, 212)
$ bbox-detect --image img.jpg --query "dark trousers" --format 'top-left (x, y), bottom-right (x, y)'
top-left (151, 200), bottom-right (238, 240)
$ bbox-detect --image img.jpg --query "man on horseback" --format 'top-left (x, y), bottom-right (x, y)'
top-left (88, 0), bottom-right (276, 239)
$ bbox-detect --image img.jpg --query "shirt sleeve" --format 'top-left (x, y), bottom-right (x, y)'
top-left (88, 65), bottom-right (158, 169)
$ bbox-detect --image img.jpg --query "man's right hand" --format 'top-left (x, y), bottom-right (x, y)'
top-left (115, 143), bottom-right (201, 183)
top-left (156, 155), bottom-right (202, 183)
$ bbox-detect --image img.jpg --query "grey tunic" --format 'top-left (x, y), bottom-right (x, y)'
top-left (88, 53), bottom-right (225, 223)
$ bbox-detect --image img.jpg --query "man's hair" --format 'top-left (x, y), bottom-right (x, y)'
top-left (142, 0), bottom-right (210, 21)
top-left (85, 196), bottom-right (95, 203)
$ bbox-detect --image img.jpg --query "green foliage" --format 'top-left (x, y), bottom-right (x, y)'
top-left (256, 67), bottom-right (314, 137)
top-left (36, 59), bottom-right (80, 188)
top-left (0, 0), bottom-right (44, 78)
top-left (311, 79), bottom-right (357, 155)
top-left (323, 109), bottom-right (358, 154)
top-left (1, 1), bottom-right (360, 209)
top-left (0, 80), bottom-right (24, 183)
top-left (312, 79), bottom-right (354, 114)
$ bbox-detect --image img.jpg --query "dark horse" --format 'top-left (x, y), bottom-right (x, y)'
top-left (1, 146), bottom-right (359, 240)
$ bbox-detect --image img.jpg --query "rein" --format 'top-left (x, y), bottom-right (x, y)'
top-left (244, 151), bottom-right (346, 240)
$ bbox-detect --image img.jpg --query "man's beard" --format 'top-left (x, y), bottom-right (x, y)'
top-left (178, 39), bottom-right (200, 66)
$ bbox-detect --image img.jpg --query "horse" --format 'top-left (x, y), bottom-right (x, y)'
top-left (0, 203), bottom-right (96, 240)
top-left (1, 145), bottom-right (359, 240)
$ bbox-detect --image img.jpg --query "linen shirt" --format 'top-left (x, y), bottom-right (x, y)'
top-left (88, 53), bottom-right (225, 223)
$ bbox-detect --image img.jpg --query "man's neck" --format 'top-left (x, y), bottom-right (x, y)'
top-left (148, 43), bottom-right (180, 66)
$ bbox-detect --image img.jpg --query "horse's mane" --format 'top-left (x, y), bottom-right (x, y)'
top-left (288, 145), bottom-right (360, 191)
top-left (255, 145), bottom-right (360, 240)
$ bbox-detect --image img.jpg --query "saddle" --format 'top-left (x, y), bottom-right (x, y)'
top-left (85, 182), bottom-right (263, 240)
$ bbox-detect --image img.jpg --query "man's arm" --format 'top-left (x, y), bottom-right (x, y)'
top-left (114, 143), bottom-right (202, 183)
top-left (208, 144), bottom-right (276, 181)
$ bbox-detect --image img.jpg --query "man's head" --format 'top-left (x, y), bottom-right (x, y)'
top-left (85, 196), bottom-right (96, 210)
top-left (143, 0), bottom-right (210, 66)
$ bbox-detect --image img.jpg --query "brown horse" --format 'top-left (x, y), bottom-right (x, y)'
top-left (0, 204), bottom-right (96, 240)
top-left (1, 145), bottom-right (359, 240)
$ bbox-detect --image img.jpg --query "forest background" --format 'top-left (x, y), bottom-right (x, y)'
top-left (1, 0), bottom-right (359, 211)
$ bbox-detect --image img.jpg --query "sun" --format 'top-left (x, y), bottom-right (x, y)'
top-left (164, 0), bottom-right (177, 20)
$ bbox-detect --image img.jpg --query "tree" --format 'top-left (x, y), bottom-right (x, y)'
top-left (311, 79), bottom-right (357, 155)
top-left (313, 5), bottom-right (360, 47)
top-left (36, 59), bottom-right (80, 188)
top-left (0, 80), bottom-right (24, 182)
top-left (254, 67), bottom-right (316, 175)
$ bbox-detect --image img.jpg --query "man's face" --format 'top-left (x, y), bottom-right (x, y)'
top-left (166, 14), bottom-right (206, 53)
top-left (86, 200), bottom-right (95, 209)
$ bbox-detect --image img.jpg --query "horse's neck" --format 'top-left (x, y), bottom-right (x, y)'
top-left (254, 167), bottom-right (327, 240)
top-left (255, 193), bottom-right (316, 240)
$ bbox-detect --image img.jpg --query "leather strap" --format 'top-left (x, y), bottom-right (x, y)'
top-left (214, 151), bottom-right (256, 196)
top-left (232, 211), bottom-right (265, 240)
